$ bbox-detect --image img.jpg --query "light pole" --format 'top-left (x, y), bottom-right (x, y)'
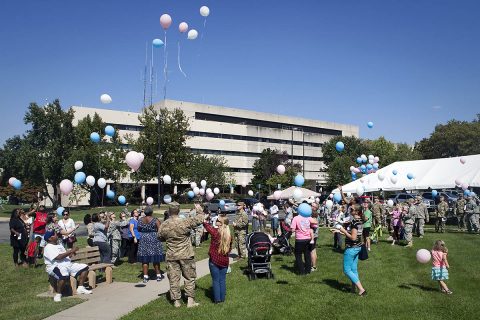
top-left (157, 113), bottom-right (162, 208)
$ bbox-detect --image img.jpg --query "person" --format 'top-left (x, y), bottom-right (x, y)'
top-left (290, 208), bottom-right (317, 275)
top-left (332, 205), bottom-right (346, 250)
top-left (158, 203), bottom-right (204, 308)
top-left (9, 208), bottom-right (28, 267)
top-left (403, 199), bottom-right (415, 247)
top-left (269, 201), bottom-right (279, 237)
top-left (203, 215), bottom-right (232, 304)
top-left (431, 240), bottom-right (452, 294)
top-left (362, 201), bottom-right (372, 251)
top-left (310, 202), bottom-right (320, 272)
top-left (107, 212), bottom-right (130, 265)
top-left (137, 206), bottom-right (165, 283)
top-left (284, 203), bottom-right (293, 226)
top-left (189, 206), bottom-right (204, 248)
top-left (32, 205), bottom-right (48, 255)
top-left (19, 208), bottom-right (33, 241)
top-left (414, 196), bottom-right (429, 238)
top-left (27, 235), bottom-right (42, 266)
top-left (233, 202), bottom-right (249, 260)
top-left (251, 205), bottom-right (260, 232)
top-left (465, 196), bottom-right (479, 234)
top-left (84, 214), bottom-right (94, 247)
top-left (436, 196), bottom-right (448, 233)
top-left (257, 203), bottom-right (267, 232)
top-left (43, 230), bottom-right (92, 302)
top-left (391, 204), bottom-right (402, 246)
top-left (372, 197), bottom-right (384, 228)
top-left (455, 194), bottom-right (467, 231)
top-left (119, 211), bottom-right (131, 258)
top-left (92, 212), bottom-right (111, 263)
top-left (128, 209), bottom-right (141, 263)
top-left (333, 204), bottom-right (367, 296)
top-left (57, 209), bottom-right (78, 249)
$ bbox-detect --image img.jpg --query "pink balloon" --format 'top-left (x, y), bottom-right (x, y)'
top-left (160, 14), bottom-right (172, 30)
top-left (137, 152), bottom-right (144, 163)
top-left (274, 190), bottom-right (282, 200)
top-left (126, 151), bottom-right (141, 171)
top-left (353, 168), bottom-right (361, 173)
top-left (329, 194), bottom-right (333, 199)
top-left (460, 157), bottom-right (466, 164)
top-left (461, 183), bottom-right (469, 190)
top-left (8, 177), bottom-right (16, 186)
top-left (60, 179), bottom-right (74, 195)
top-left (179, 22), bottom-right (188, 33)
top-left (206, 192), bottom-right (214, 201)
top-left (416, 249), bottom-right (431, 264)
top-left (146, 197), bottom-right (154, 205)
top-left (374, 156), bottom-right (380, 163)
top-left (199, 188), bottom-right (205, 196)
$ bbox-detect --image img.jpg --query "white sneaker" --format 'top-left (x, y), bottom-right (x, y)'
top-left (54, 293), bottom-right (62, 302)
top-left (77, 286), bottom-right (92, 295)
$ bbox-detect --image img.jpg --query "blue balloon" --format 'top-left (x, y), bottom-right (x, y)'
top-left (118, 195), bottom-right (126, 205)
top-left (298, 203), bottom-right (312, 217)
top-left (356, 157), bottom-right (362, 164)
top-left (407, 173), bottom-right (414, 180)
top-left (366, 164), bottom-right (373, 170)
top-left (470, 192), bottom-right (476, 197)
top-left (219, 200), bottom-right (225, 207)
top-left (392, 169), bottom-right (398, 175)
top-left (464, 190), bottom-right (470, 197)
top-left (106, 190), bottom-right (115, 199)
top-left (56, 207), bottom-right (65, 216)
top-left (152, 38), bottom-right (164, 48)
top-left (367, 121), bottom-right (374, 128)
top-left (360, 165), bottom-right (366, 170)
top-left (12, 179), bottom-right (22, 190)
top-left (362, 157), bottom-right (367, 163)
top-left (163, 194), bottom-right (172, 203)
top-left (104, 125), bottom-right (115, 137)
top-left (294, 174), bottom-right (305, 187)
top-left (432, 190), bottom-right (438, 198)
top-left (187, 191), bottom-right (195, 199)
top-left (335, 141), bottom-right (344, 152)
top-left (90, 132), bottom-right (100, 143)
top-left (333, 193), bottom-right (342, 203)
top-left (373, 163), bottom-right (379, 169)
top-left (74, 172), bottom-right (86, 184)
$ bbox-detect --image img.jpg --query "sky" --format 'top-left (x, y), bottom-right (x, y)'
top-left (0, 0), bottom-right (479, 146)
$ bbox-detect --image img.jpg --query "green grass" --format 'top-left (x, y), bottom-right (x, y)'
top-left (121, 228), bottom-right (480, 320)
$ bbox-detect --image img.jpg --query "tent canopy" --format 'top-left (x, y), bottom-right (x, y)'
top-left (267, 186), bottom-right (320, 200)
top-left (337, 154), bottom-right (480, 194)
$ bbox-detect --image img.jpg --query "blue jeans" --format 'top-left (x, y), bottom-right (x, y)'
top-left (271, 217), bottom-right (279, 236)
top-left (343, 247), bottom-right (361, 284)
top-left (209, 260), bottom-right (228, 302)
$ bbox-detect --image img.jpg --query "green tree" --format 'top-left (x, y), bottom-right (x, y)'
top-left (186, 154), bottom-right (229, 189)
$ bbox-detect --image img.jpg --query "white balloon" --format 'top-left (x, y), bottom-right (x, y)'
top-left (315, 197), bottom-right (320, 204)
top-left (361, 154), bottom-right (367, 160)
top-left (200, 5), bottom-right (210, 17)
top-left (349, 166), bottom-right (355, 172)
top-left (368, 155), bottom-right (374, 160)
top-left (74, 161), bottom-right (83, 171)
top-left (200, 180), bottom-right (207, 188)
top-left (137, 152), bottom-right (145, 163)
top-left (293, 188), bottom-right (303, 201)
top-left (100, 94), bottom-right (112, 104)
top-left (206, 188), bottom-right (212, 194)
top-left (346, 192), bottom-right (352, 197)
top-left (206, 192), bottom-right (214, 201)
top-left (8, 177), bottom-right (16, 186)
top-left (190, 182), bottom-right (197, 189)
top-left (193, 187), bottom-right (200, 195)
top-left (326, 200), bottom-right (333, 209)
top-left (146, 197), bottom-right (154, 205)
top-left (374, 156), bottom-right (380, 163)
top-left (59, 179), bottom-right (74, 195)
top-left (126, 151), bottom-right (141, 171)
top-left (86, 175), bottom-right (96, 187)
top-left (248, 190), bottom-right (254, 197)
top-left (356, 186), bottom-right (364, 196)
top-left (241, 181), bottom-right (247, 188)
top-left (187, 29), bottom-right (198, 40)
top-left (199, 188), bottom-right (205, 196)
top-left (274, 190), bottom-right (282, 200)
top-left (163, 175), bottom-right (172, 184)
top-left (368, 159), bottom-right (374, 164)
top-left (276, 165), bottom-right (286, 175)
top-left (213, 187), bottom-right (220, 195)
top-left (390, 176), bottom-right (398, 184)
top-left (97, 178), bottom-right (106, 189)
top-left (378, 173), bottom-right (385, 181)
top-left (387, 199), bottom-right (394, 207)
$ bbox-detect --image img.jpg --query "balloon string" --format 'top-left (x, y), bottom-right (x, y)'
top-left (163, 30), bottom-right (168, 101)
top-left (177, 40), bottom-right (187, 78)
top-left (201, 18), bottom-right (207, 40)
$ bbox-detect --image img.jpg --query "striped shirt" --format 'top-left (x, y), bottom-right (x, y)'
top-left (345, 218), bottom-right (363, 248)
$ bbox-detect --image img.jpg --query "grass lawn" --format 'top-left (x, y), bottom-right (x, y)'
top-left (121, 228), bottom-right (480, 320)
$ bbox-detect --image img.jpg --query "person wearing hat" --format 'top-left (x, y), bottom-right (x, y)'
top-left (436, 196), bottom-right (449, 233)
top-left (455, 194), bottom-right (467, 231)
top-left (465, 196), bottom-right (479, 234)
top-left (414, 196), bottom-right (429, 238)
top-left (402, 199), bottom-right (415, 247)
top-left (43, 230), bottom-right (92, 302)
top-left (233, 202), bottom-right (249, 260)
top-left (158, 202), bottom-right (204, 308)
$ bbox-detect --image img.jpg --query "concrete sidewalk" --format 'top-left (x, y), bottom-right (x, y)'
top-left (44, 255), bottom-right (237, 320)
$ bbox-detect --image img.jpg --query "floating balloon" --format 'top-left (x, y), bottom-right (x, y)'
top-left (293, 188), bottom-right (303, 202)
top-left (367, 121), bottom-right (374, 128)
top-left (104, 125), bottom-right (115, 137)
top-left (346, 192), bottom-right (352, 197)
top-left (294, 174), bottom-right (305, 187)
top-left (298, 203), bottom-right (312, 217)
top-left (315, 197), bottom-right (320, 204)
top-left (214, 187), bottom-right (220, 195)
top-left (464, 190), bottom-right (470, 197)
top-left (353, 168), bottom-right (361, 173)
top-left (368, 159), bottom-right (374, 165)
top-left (206, 188), bottom-right (212, 194)
top-left (187, 29), bottom-right (198, 40)
top-left (206, 192), bottom-right (214, 201)
top-left (163, 175), bottom-right (172, 184)
top-left (416, 249), bottom-right (431, 264)
top-left (407, 173), bottom-right (414, 180)
top-left (74, 161), bottom-right (83, 171)
top-left (387, 199), bottom-right (394, 207)
top-left (56, 207), bottom-right (65, 216)
top-left (366, 164), bottom-right (373, 170)
top-left (335, 141), bottom-right (344, 152)
top-left (219, 200), bottom-right (225, 207)
top-left (146, 197), bottom-right (154, 205)
top-left (152, 38), bottom-right (164, 48)
top-left (106, 190), bottom-right (115, 199)
top-left (361, 154), bottom-right (367, 162)
top-left (378, 173), bottom-right (385, 181)
top-left (188, 191), bottom-right (195, 199)
top-left (12, 179), bottom-right (22, 190)
top-left (60, 179), bottom-right (73, 195)
top-left (325, 200), bottom-right (333, 209)
top-left (193, 187), bottom-right (200, 195)
top-left (8, 177), bottom-right (16, 186)
top-left (350, 166), bottom-right (355, 172)
top-left (432, 190), bottom-right (438, 198)
top-left (179, 22), bottom-right (188, 33)
top-left (200, 180), bottom-right (207, 188)
top-left (460, 157), bottom-right (466, 164)
top-left (248, 190), bottom-right (254, 197)
top-left (190, 182), bottom-right (197, 189)
top-left (100, 94), bottom-right (112, 104)
top-left (274, 190), bottom-right (282, 200)
top-left (356, 186), bottom-right (364, 196)
top-left (97, 178), bottom-right (106, 189)
top-left (374, 156), bottom-right (380, 163)
top-left (329, 194), bottom-right (333, 199)
top-left (391, 176), bottom-right (398, 184)
top-left (125, 151), bottom-right (142, 171)
top-left (333, 193), bottom-right (342, 203)
top-left (277, 165), bottom-right (286, 175)
top-left (160, 14), bottom-right (172, 30)
top-left (461, 183), bottom-right (469, 190)
top-left (241, 181), bottom-right (247, 188)
top-left (392, 169), bottom-right (398, 175)
top-left (200, 6), bottom-right (210, 17)
top-left (90, 132), bottom-right (100, 143)
top-left (373, 163), bottom-right (379, 170)
top-left (163, 194), bottom-right (172, 204)
top-left (118, 195), bottom-right (126, 205)
top-left (74, 172), bottom-right (86, 184)
top-left (199, 188), bottom-right (205, 196)
top-left (356, 157), bottom-right (362, 164)
top-left (86, 175), bottom-right (95, 187)
top-left (368, 155), bottom-right (374, 161)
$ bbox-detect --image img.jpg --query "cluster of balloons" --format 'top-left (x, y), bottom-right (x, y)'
top-left (125, 151), bottom-right (145, 172)
top-left (184, 180), bottom-right (220, 201)
top-left (159, 5), bottom-right (209, 41)
top-left (350, 154), bottom-right (381, 181)
top-left (8, 177), bottom-right (22, 190)
top-left (90, 125), bottom-right (116, 144)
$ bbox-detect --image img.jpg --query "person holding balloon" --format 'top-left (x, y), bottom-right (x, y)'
top-left (290, 203), bottom-right (317, 275)
top-left (431, 240), bottom-right (452, 294)
top-left (107, 212), bottom-right (130, 265)
top-left (92, 212), bottom-right (112, 264)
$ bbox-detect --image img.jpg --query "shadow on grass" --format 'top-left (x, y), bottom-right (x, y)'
top-left (401, 283), bottom-right (437, 292)
top-left (276, 280), bottom-right (289, 285)
top-left (322, 279), bottom-right (352, 292)
top-left (280, 264), bottom-right (296, 274)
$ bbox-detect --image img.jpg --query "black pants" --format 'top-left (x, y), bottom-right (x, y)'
top-left (294, 239), bottom-right (311, 275)
top-left (94, 241), bottom-right (112, 264)
top-left (128, 238), bottom-right (138, 263)
top-left (333, 233), bottom-right (343, 249)
top-left (120, 238), bottom-right (130, 258)
top-left (12, 245), bottom-right (27, 265)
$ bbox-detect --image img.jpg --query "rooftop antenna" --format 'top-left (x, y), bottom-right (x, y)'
top-left (143, 42), bottom-right (148, 108)
top-left (150, 41), bottom-right (154, 108)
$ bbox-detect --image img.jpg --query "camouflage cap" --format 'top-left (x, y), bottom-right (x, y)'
top-left (416, 196), bottom-right (422, 201)
top-left (407, 198), bottom-right (414, 203)
top-left (168, 202), bottom-right (180, 214)
top-left (237, 201), bottom-right (245, 206)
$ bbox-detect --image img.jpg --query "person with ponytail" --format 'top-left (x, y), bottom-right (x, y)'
top-left (203, 215), bottom-right (232, 304)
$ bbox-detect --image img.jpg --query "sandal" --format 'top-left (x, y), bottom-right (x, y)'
top-left (445, 290), bottom-right (453, 295)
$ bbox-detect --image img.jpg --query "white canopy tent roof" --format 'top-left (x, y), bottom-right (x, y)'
top-left (336, 154), bottom-right (480, 194)
top-left (267, 186), bottom-right (320, 200)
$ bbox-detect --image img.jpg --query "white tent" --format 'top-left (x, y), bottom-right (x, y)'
top-left (267, 186), bottom-right (320, 200)
top-left (337, 154), bottom-right (480, 193)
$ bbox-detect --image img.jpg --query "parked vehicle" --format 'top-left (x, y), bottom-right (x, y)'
top-left (240, 198), bottom-right (259, 208)
top-left (207, 199), bottom-right (237, 214)
top-left (422, 191), bottom-right (457, 211)
top-left (387, 193), bottom-right (417, 204)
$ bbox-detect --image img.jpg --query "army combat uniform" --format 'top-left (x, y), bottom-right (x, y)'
top-left (158, 204), bottom-right (204, 307)
top-left (455, 196), bottom-right (467, 230)
top-left (414, 197), bottom-right (429, 238)
top-left (465, 198), bottom-right (479, 234)
top-left (188, 209), bottom-right (204, 247)
top-left (436, 200), bottom-right (448, 233)
top-left (403, 200), bottom-right (415, 247)
top-left (233, 204), bottom-right (249, 259)
top-left (372, 202), bottom-right (385, 228)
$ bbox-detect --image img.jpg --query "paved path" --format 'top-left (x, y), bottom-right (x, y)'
top-left (44, 254), bottom-right (237, 320)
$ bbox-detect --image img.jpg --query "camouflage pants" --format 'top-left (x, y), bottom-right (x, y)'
top-left (234, 230), bottom-right (247, 258)
top-left (414, 219), bottom-right (425, 237)
top-left (456, 214), bottom-right (466, 229)
top-left (191, 226), bottom-right (203, 247)
top-left (435, 217), bottom-right (445, 233)
top-left (166, 259), bottom-right (197, 300)
top-left (110, 239), bottom-right (121, 264)
top-left (374, 215), bottom-right (382, 228)
top-left (404, 223), bottom-right (413, 242)
top-left (466, 213), bottom-right (479, 233)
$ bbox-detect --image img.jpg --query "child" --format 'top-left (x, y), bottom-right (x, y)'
top-left (431, 240), bottom-right (452, 294)
top-left (27, 236), bottom-right (42, 267)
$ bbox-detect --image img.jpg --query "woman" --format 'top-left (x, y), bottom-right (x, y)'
top-left (335, 204), bottom-right (367, 296)
top-left (84, 214), bottom-right (94, 247)
top-left (290, 210), bottom-right (317, 275)
top-left (19, 208), bottom-right (33, 240)
top-left (128, 209), bottom-right (141, 264)
top-left (203, 215), bottom-right (232, 303)
top-left (9, 209), bottom-right (28, 267)
top-left (107, 212), bottom-right (130, 265)
top-left (391, 204), bottom-right (403, 246)
top-left (92, 212), bottom-right (111, 263)
top-left (57, 209), bottom-right (77, 248)
top-left (137, 207), bottom-right (164, 282)
top-left (362, 201), bottom-right (373, 251)
top-left (270, 202), bottom-right (280, 237)
top-left (119, 211), bottom-right (131, 258)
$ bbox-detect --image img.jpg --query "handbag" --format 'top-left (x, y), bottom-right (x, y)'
top-left (359, 244), bottom-right (369, 261)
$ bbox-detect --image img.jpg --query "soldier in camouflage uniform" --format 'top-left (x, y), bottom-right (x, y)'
top-left (435, 196), bottom-right (449, 233)
top-left (414, 196), bottom-right (429, 238)
top-left (403, 199), bottom-right (415, 247)
top-left (465, 196), bottom-right (479, 234)
top-left (188, 205), bottom-right (204, 248)
top-left (372, 197), bottom-right (385, 228)
top-left (233, 202), bottom-right (249, 260)
top-left (455, 194), bottom-right (467, 231)
top-left (158, 202), bottom-right (204, 308)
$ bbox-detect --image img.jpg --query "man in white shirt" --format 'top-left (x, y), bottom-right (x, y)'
top-left (43, 230), bottom-right (92, 302)
top-left (269, 202), bottom-right (280, 237)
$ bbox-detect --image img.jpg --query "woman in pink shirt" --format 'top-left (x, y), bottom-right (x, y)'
top-left (390, 204), bottom-right (403, 246)
top-left (290, 210), bottom-right (317, 275)
top-left (431, 240), bottom-right (452, 294)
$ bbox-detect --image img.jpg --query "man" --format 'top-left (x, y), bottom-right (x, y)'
top-left (455, 194), bottom-right (467, 231)
top-left (269, 201), bottom-right (280, 237)
top-left (43, 230), bottom-right (92, 302)
top-left (372, 197), bottom-right (384, 228)
top-left (414, 196), bottom-right (429, 238)
top-left (158, 203), bottom-right (204, 308)
top-left (436, 196), bottom-right (449, 233)
top-left (465, 196), bottom-right (479, 234)
top-left (403, 199), bottom-right (415, 247)
top-left (188, 204), bottom-right (204, 248)
top-left (233, 201), bottom-right (249, 260)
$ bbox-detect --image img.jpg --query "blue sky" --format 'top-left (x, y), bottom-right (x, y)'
top-left (0, 0), bottom-right (479, 145)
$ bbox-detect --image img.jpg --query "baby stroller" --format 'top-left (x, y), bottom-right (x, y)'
top-left (245, 232), bottom-right (274, 280)
top-left (274, 220), bottom-right (292, 255)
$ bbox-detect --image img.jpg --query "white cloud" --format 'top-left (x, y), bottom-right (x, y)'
top-left (431, 105), bottom-right (442, 110)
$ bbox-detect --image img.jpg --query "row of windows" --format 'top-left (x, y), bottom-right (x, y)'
top-left (191, 148), bottom-right (324, 162)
